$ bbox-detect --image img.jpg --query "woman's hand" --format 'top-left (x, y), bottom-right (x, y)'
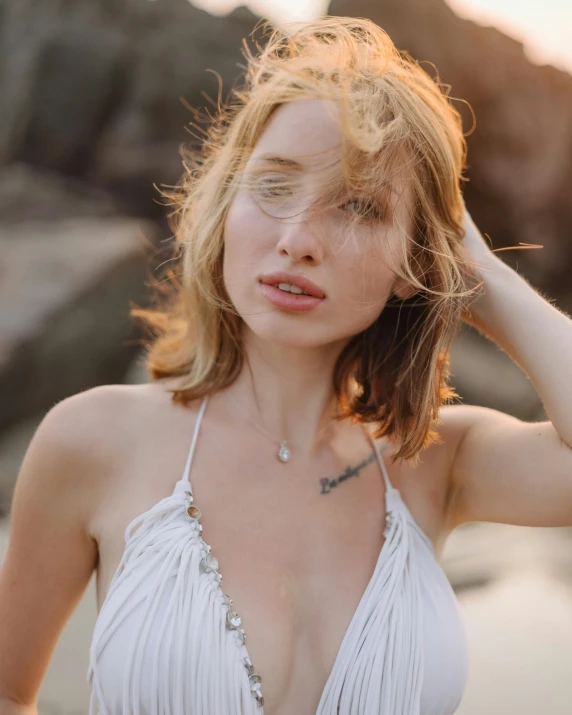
top-left (459, 203), bottom-right (543, 328)
top-left (460, 205), bottom-right (498, 274)
top-left (459, 205), bottom-right (501, 326)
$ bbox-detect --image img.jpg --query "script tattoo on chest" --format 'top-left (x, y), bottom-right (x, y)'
top-left (319, 450), bottom-right (377, 494)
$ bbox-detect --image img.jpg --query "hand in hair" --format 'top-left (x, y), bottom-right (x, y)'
top-left (460, 204), bottom-right (499, 274)
top-left (459, 202), bottom-right (544, 328)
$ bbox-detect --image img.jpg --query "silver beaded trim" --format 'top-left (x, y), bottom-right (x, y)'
top-left (184, 489), bottom-right (265, 708)
top-left (244, 655), bottom-right (264, 707)
top-left (277, 440), bottom-right (291, 463)
top-left (383, 509), bottom-right (394, 538)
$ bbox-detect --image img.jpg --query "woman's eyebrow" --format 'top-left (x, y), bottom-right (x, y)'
top-left (250, 153), bottom-right (304, 170)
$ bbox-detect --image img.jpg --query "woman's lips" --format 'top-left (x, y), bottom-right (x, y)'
top-left (258, 281), bottom-right (325, 312)
top-left (259, 271), bottom-right (325, 298)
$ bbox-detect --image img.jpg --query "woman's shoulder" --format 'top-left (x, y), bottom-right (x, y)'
top-left (51, 378), bottom-right (195, 456)
top-left (52, 378), bottom-right (182, 425)
top-left (40, 380), bottom-right (183, 493)
top-left (45, 383), bottom-right (154, 444)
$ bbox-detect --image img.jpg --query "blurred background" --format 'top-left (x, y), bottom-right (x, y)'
top-left (1, 0), bottom-right (571, 712)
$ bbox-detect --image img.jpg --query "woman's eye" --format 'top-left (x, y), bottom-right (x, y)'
top-left (254, 176), bottom-right (292, 199)
top-left (341, 199), bottom-right (384, 221)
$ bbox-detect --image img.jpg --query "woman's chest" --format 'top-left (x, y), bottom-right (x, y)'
top-left (94, 465), bottom-right (392, 711)
top-left (91, 500), bottom-right (467, 715)
top-left (90, 432), bottom-right (453, 713)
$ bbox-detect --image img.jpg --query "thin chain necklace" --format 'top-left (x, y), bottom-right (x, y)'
top-left (224, 389), bottom-right (337, 463)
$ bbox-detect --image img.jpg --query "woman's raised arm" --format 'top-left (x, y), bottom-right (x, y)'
top-left (446, 208), bottom-right (572, 529)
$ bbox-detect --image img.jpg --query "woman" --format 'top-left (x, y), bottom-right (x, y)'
top-left (1, 15), bottom-right (571, 715)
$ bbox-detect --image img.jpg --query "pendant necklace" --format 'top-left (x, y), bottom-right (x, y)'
top-left (224, 389), bottom-right (335, 463)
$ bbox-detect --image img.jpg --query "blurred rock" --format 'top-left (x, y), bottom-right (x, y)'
top-left (0, 414), bottom-right (43, 516)
top-left (449, 324), bottom-right (544, 421)
top-left (0, 217), bottom-right (155, 434)
top-left (0, 0), bottom-right (261, 217)
top-left (123, 350), bottom-right (151, 386)
top-left (0, 163), bottom-right (122, 223)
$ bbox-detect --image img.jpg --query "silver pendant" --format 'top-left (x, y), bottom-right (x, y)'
top-left (278, 440), bottom-right (291, 463)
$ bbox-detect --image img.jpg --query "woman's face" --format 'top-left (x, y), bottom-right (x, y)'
top-left (222, 98), bottom-right (414, 349)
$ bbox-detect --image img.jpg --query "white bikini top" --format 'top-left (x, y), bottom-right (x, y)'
top-left (88, 394), bottom-right (469, 714)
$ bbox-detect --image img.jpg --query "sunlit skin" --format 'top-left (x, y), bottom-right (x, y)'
top-left (222, 99), bottom-right (415, 451)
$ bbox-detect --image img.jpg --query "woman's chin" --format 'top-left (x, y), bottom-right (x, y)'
top-left (241, 318), bottom-right (351, 352)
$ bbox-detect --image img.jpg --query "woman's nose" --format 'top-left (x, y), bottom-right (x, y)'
top-left (275, 213), bottom-right (325, 263)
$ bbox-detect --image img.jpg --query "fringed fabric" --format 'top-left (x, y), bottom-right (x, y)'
top-left (88, 478), bottom-right (263, 715)
top-left (316, 487), bottom-right (424, 714)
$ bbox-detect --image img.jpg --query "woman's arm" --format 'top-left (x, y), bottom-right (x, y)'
top-left (446, 209), bottom-right (572, 528)
top-left (0, 394), bottom-right (99, 708)
top-left (463, 209), bottom-right (572, 446)
top-left (0, 697), bottom-right (37, 714)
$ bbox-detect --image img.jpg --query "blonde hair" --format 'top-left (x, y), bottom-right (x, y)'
top-left (132, 16), bottom-right (477, 463)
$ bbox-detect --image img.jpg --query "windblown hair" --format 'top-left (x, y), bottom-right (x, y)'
top-left (132, 15), bottom-right (478, 463)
